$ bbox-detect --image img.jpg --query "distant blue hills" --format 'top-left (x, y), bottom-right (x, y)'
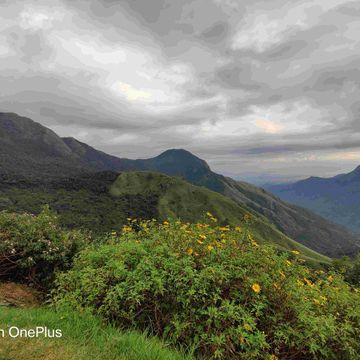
top-left (267, 166), bottom-right (360, 234)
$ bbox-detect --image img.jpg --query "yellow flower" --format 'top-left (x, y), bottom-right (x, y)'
top-left (269, 355), bottom-right (278, 360)
top-left (122, 225), bottom-right (132, 233)
top-left (273, 283), bottom-right (280, 290)
top-left (313, 298), bottom-right (320, 305)
top-left (219, 226), bottom-right (229, 231)
top-left (206, 211), bottom-right (213, 217)
top-left (235, 226), bottom-right (242, 232)
top-left (251, 283), bottom-right (261, 293)
top-left (304, 278), bottom-right (313, 286)
top-left (327, 275), bottom-right (334, 282)
top-left (197, 240), bottom-right (203, 245)
top-left (251, 241), bottom-right (259, 247)
top-left (163, 221), bottom-right (169, 226)
top-left (244, 213), bottom-right (251, 221)
top-left (291, 250), bottom-right (300, 255)
top-left (285, 260), bottom-right (292, 267)
top-left (279, 271), bottom-right (286, 279)
top-left (186, 248), bottom-right (193, 255)
top-left (207, 245), bottom-right (214, 252)
top-left (199, 234), bottom-right (207, 240)
top-left (243, 323), bottom-right (252, 331)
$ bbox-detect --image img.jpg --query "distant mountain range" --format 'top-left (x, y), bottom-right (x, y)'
top-left (0, 112), bottom-right (359, 258)
top-left (267, 167), bottom-right (360, 234)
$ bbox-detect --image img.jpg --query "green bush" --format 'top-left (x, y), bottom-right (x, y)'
top-left (0, 207), bottom-right (89, 288)
top-left (54, 216), bottom-right (360, 359)
top-left (332, 254), bottom-right (360, 286)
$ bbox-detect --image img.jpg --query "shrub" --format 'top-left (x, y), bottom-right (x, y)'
top-left (54, 216), bottom-right (360, 359)
top-left (333, 255), bottom-right (360, 286)
top-left (0, 207), bottom-right (89, 288)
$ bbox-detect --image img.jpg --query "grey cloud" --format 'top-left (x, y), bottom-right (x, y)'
top-left (199, 22), bottom-right (229, 43)
top-left (1, 0), bottom-right (360, 180)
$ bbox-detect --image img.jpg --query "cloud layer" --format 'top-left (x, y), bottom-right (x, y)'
top-left (1, 0), bottom-right (359, 183)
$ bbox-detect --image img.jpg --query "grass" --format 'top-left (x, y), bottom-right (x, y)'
top-left (0, 170), bottom-right (330, 264)
top-left (111, 172), bottom-right (330, 264)
top-left (0, 307), bottom-right (192, 360)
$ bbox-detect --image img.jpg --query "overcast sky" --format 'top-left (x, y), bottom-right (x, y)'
top-left (1, 0), bottom-right (360, 183)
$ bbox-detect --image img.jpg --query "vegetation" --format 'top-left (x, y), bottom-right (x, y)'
top-left (53, 215), bottom-right (360, 359)
top-left (0, 307), bottom-right (190, 360)
top-left (0, 207), bottom-right (89, 288)
top-left (1, 112), bottom-right (359, 259)
top-left (333, 254), bottom-right (360, 286)
top-left (0, 172), bottom-right (329, 263)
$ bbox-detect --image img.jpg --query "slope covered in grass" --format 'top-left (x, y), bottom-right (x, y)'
top-left (111, 172), bottom-right (329, 263)
top-left (0, 171), bottom-right (328, 263)
top-left (0, 307), bottom-right (191, 360)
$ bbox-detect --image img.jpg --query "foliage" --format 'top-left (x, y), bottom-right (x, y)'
top-left (54, 215), bottom-right (360, 359)
top-left (0, 172), bottom-right (329, 263)
top-left (333, 254), bottom-right (360, 286)
top-left (0, 207), bottom-right (89, 288)
top-left (0, 172), bottom-right (159, 234)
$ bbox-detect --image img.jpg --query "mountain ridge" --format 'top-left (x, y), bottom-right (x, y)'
top-left (0, 112), bottom-right (359, 257)
top-left (267, 166), bottom-right (360, 234)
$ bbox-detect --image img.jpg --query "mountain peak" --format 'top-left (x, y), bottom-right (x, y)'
top-left (0, 112), bottom-right (72, 157)
top-left (158, 148), bottom-right (205, 160)
top-left (155, 148), bottom-right (210, 170)
top-left (351, 165), bottom-right (360, 175)
top-left (145, 148), bottom-right (211, 181)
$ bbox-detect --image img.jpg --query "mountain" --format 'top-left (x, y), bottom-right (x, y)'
top-left (0, 113), bottom-right (87, 178)
top-left (0, 112), bottom-right (359, 257)
top-left (132, 151), bottom-right (359, 257)
top-left (266, 167), bottom-right (360, 234)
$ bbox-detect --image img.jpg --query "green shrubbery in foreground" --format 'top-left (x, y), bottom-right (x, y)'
top-left (53, 216), bottom-right (360, 359)
top-left (0, 207), bottom-right (89, 288)
top-left (0, 209), bottom-right (359, 359)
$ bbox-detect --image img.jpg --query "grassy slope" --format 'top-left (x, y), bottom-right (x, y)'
top-left (0, 307), bottom-right (191, 360)
top-left (223, 178), bottom-right (360, 257)
top-left (0, 170), bottom-right (329, 263)
top-left (111, 172), bottom-right (330, 264)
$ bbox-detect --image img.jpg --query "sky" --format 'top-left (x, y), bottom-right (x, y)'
top-left (0, 0), bottom-right (360, 183)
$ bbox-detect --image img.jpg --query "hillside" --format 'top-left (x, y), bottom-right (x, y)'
top-left (267, 167), bottom-right (360, 234)
top-left (0, 113), bottom-right (88, 178)
top-left (0, 171), bottom-right (328, 263)
top-left (131, 150), bottom-right (360, 258)
top-left (0, 112), bottom-right (359, 257)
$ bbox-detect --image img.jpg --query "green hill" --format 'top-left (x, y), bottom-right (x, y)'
top-left (0, 171), bottom-right (328, 263)
top-left (110, 172), bottom-right (329, 263)
top-left (0, 112), bottom-right (358, 258)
